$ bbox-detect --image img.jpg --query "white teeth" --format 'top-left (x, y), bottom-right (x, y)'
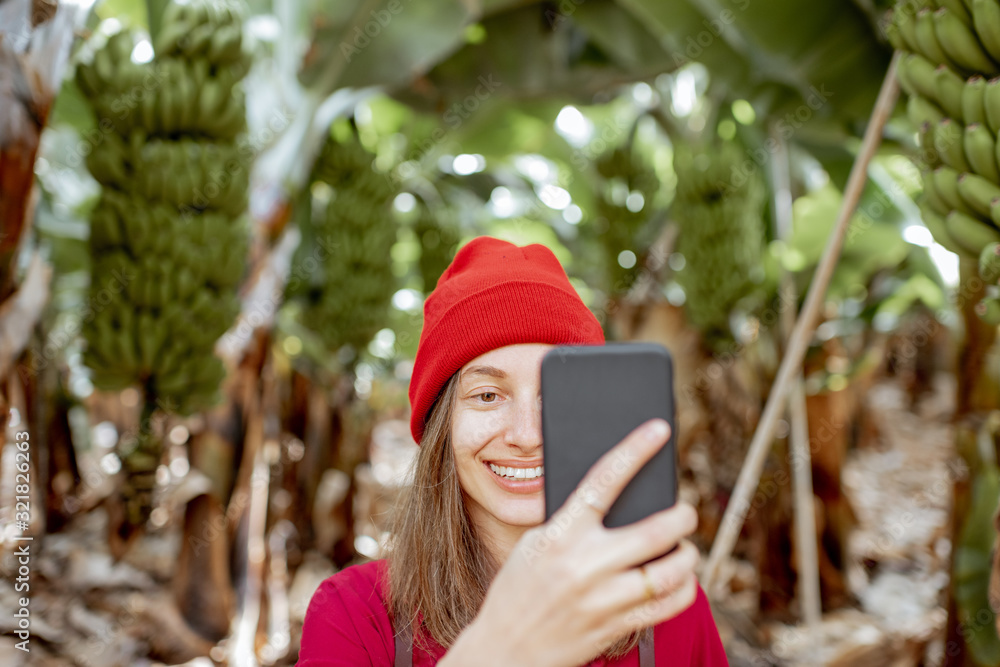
top-left (489, 463), bottom-right (545, 479)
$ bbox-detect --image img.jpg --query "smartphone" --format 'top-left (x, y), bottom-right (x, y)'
top-left (541, 342), bottom-right (677, 529)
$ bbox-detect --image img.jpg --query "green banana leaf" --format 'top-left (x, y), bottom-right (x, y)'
top-left (954, 464), bottom-right (1000, 667)
top-left (391, 1), bottom-right (675, 111)
top-left (299, 0), bottom-right (473, 92)
top-left (616, 0), bottom-right (892, 129)
top-left (787, 182), bottom-right (913, 300)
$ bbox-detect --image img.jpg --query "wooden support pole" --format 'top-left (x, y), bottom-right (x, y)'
top-left (769, 125), bottom-right (822, 635)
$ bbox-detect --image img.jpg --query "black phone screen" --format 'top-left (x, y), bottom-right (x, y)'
top-left (540, 342), bottom-right (677, 529)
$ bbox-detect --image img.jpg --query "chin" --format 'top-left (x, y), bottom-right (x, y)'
top-left (493, 497), bottom-right (546, 527)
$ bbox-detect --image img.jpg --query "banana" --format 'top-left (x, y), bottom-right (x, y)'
top-left (208, 25), bottom-right (240, 63)
top-left (188, 0), bottom-right (211, 28)
top-left (153, 21), bottom-right (190, 57)
top-left (172, 266), bottom-right (196, 300)
top-left (918, 9), bottom-right (952, 67)
top-left (197, 80), bottom-right (224, 128)
top-left (934, 6), bottom-right (999, 73)
top-left (919, 121), bottom-right (943, 166)
top-left (158, 82), bottom-right (176, 134)
top-left (941, 0), bottom-right (975, 26)
top-left (988, 196), bottom-right (1000, 226)
top-left (973, 0), bottom-right (1000, 64)
top-left (958, 171), bottom-right (1000, 215)
top-left (923, 169), bottom-right (953, 214)
top-left (986, 77), bottom-right (1000, 137)
top-left (946, 209), bottom-right (1000, 253)
top-left (979, 241), bottom-right (1000, 281)
top-left (935, 64), bottom-right (967, 119)
top-left (219, 100), bottom-right (246, 138)
top-left (219, 27), bottom-right (243, 63)
top-left (190, 57), bottom-right (210, 88)
top-left (156, 273), bottom-right (172, 308)
top-left (933, 165), bottom-right (979, 214)
top-left (133, 204), bottom-right (156, 256)
top-left (963, 75), bottom-right (988, 126)
top-left (175, 73), bottom-right (196, 130)
top-left (965, 122), bottom-right (1000, 183)
top-left (937, 118), bottom-right (974, 171)
top-left (901, 53), bottom-right (940, 101)
top-left (185, 23), bottom-right (215, 56)
top-left (896, 7), bottom-right (923, 53)
top-left (161, 1), bottom-right (192, 33)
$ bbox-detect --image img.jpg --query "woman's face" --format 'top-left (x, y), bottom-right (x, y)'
top-left (451, 343), bottom-right (553, 536)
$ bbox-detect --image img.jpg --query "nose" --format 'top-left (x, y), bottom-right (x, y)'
top-left (504, 393), bottom-right (543, 452)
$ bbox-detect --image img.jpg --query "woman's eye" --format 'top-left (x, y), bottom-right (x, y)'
top-left (477, 392), bottom-right (497, 403)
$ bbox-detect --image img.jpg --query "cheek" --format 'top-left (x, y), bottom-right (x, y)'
top-left (451, 409), bottom-right (501, 454)
top-left (450, 415), bottom-right (481, 463)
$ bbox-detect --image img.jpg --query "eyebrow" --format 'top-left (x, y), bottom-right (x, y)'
top-left (460, 365), bottom-right (507, 382)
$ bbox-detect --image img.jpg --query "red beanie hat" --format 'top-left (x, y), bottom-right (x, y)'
top-left (408, 236), bottom-right (605, 444)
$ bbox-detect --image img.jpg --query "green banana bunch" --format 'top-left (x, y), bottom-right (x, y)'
top-left (672, 140), bottom-right (766, 349)
top-left (952, 464), bottom-right (1000, 664)
top-left (285, 129), bottom-right (400, 357)
top-left (891, 0), bottom-right (1000, 322)
top-left (583, 144), bottom-right (661, 295)
top-left (74, 1), bottom-right (253, 530)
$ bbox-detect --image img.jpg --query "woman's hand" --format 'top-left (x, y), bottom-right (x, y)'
top-left (441, 418), bottom-right (700, 667)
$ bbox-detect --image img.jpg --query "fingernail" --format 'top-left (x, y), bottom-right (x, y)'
top-left (645, 419), bottom-right (668, 441)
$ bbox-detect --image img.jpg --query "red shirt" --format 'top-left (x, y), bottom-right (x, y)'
top-left (298, 560), bottom-right (729, 666)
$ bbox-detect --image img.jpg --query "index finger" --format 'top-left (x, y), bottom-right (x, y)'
top-left (555, 418), bottom-right (671, 524)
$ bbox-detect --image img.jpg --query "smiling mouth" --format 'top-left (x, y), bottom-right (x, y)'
top-left (487, 463), bottom-right (544, 480)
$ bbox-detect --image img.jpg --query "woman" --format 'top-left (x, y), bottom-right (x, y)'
top-left (299, 236), bottom-right (728, 666)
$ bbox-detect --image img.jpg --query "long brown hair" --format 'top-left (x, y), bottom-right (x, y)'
top-left (387, 371), bottom-right (643, 659)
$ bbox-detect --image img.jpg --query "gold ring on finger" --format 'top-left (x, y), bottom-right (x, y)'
top-left (639, 564), bottom-right (656, 603)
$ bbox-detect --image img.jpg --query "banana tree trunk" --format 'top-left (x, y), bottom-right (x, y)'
top-left (0, 1), bottom-right (85, 538)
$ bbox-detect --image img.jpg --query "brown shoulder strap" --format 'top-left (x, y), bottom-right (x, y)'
top-left (638, 628), bottom-right (655, 667)
top-left (394, 622), bottom-right (412, 667)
